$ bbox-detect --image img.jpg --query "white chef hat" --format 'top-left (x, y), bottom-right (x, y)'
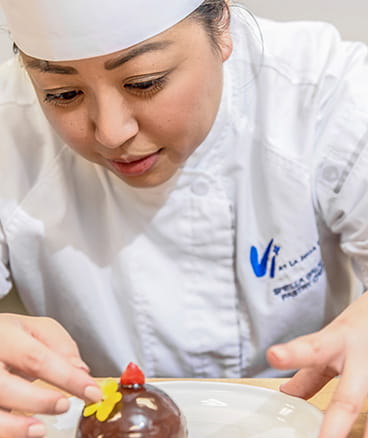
top-left (0, 0), bottom-right (204, 61)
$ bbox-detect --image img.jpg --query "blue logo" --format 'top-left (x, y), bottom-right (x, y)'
top-left (250, 239), bottom-right (280, 278)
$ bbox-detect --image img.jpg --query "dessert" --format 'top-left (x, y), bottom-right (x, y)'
top-left (76, 362), bottom-right (187, 437)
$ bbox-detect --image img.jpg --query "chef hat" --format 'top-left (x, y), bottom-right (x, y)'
top-left (0, 0), bottom-right (204, 61)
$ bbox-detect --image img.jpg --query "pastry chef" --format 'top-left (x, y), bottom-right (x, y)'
top-left (0, 0), bottom-right (368, 436)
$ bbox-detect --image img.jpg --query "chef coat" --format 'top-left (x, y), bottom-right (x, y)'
top-left (0, 12), bottom-right (368, 378)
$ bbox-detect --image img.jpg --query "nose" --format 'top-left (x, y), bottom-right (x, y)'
top-left (93, 92), bottom-right (139, 149)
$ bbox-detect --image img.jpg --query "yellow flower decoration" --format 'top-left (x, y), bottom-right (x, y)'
top-left (83, 379), bottom-right (122, 422)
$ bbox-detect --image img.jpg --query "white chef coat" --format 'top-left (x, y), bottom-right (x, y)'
top-left (0, 12), bottom-right (368, 378)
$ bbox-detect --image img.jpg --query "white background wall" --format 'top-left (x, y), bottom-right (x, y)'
top-left (245, 0), bottom-right (368, 44)
top-left (0, 1), bottom-right (368, 64)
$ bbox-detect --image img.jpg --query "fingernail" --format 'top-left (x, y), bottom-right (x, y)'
top-left (28, 423), bottom-right (46, 438)
top-left (84, 385), bottom-right (102, 402)
top-left (55, 397), bottom-right (70, 414)
top-left (270, 346), bottom-right (286, 360)
top-left (70, 357), bottom-right (90, 373)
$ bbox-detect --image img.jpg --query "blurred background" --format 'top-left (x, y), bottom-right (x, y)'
top-left (1, 1), bottom-right (368, 64)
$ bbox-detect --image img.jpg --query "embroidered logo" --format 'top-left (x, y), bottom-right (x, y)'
top-left (250, 238), bottom-right (280, 278)
top-left (250, 239), bottom-right (324, 300)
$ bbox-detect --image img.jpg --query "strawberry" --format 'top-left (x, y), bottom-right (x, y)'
top-left (120, 362), bottom-right (146, 386)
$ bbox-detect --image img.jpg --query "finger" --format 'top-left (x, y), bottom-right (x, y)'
top-left (16, 316), bottom-right (89, 372)
top-left (279, 366), bottom-right (337, 400)
top-left (0, 369), bottom-right (70, 414)
top-left (0, 410), bottom-right (46, 438)
top-left (267, 331), bottom-right (342, 371)
top-left (318, 356), bottom-right (368, 438)
top-left (0, 328), bottom-right (101, 403)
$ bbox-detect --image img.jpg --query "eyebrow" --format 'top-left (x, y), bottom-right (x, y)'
top-left (104, 41), bottom-right (173, 70)
top-left (26, 40), bottom-right (174, 75)
top-left (26, 60), bottom-right (78, 75)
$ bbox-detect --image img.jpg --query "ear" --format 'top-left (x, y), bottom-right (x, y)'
top-left (219, 25), bottom-right (233, 62)
top-left (218, 5), bottom-right (233, 62)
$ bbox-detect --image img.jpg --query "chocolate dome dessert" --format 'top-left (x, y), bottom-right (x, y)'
top-left (76, 362), bottom-right (187, 437)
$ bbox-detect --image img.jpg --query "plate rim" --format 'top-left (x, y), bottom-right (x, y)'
top-left (151, 380), bottom-right (323, 418)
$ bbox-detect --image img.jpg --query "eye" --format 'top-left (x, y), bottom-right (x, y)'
top-left (124, 76), bottom-right (168, 98)
top-left (44, 90), bottom-right (83, 106)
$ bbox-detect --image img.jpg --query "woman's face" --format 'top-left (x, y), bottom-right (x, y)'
top-left (23, 18), bottom-right (232, 187)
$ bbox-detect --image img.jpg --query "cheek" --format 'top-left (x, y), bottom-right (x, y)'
top-left (42, 108), bottom-right (95, 156)
top-left (150, 68), bottom-right (222, 152)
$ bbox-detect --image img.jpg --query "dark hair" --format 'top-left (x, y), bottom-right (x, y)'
top-left (189, 0), bottom-right (230, 51)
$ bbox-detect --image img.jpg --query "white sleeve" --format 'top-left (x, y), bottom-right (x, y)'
top-left (314, 28), bottom-right (368, 288)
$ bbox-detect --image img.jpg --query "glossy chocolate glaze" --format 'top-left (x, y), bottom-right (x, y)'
top-left (76, 383), bottom-right (187, 438)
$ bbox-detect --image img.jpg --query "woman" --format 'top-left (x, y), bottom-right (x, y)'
top-left (0, 0), bottom-right (367, 436)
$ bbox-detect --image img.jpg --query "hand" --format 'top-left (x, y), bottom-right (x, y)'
top-left (0, 313), bottom-right (102, 438)
top-left (267, 291), bottom-right (368, 438)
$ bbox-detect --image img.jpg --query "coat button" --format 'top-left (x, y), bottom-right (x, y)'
top-left (322, 165), bottom-right (339, 182)
top-left (191, 179), bottom-right (209, 196)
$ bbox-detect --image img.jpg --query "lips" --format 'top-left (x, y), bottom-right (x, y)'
top-left (109, 150), bottom-right (161, 176)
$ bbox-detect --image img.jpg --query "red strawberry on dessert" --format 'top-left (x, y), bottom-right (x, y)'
top-left (120, 361), bottom-right (145, 386)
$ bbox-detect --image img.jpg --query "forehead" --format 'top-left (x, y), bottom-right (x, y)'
top-left (22, 17), bottom-right (201, 73)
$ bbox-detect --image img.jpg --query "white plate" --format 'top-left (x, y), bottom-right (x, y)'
top-left (36, 381), bottom-right (323, 437)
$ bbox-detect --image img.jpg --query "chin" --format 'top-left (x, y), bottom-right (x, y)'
top-left (117, 170), bottom-right (175, 189)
